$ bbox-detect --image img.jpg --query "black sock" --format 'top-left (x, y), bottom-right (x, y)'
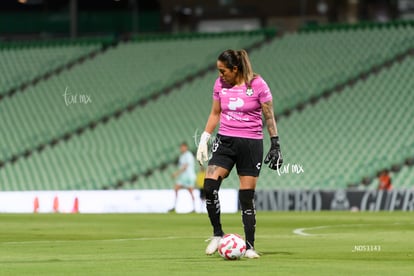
top-left (239, 189), bottom-right (256, 250)
top-left (204, 178), bottom-right (224, 237)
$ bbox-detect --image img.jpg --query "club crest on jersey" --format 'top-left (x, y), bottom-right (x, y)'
top-left (246, 88), bottom-right (254, 96)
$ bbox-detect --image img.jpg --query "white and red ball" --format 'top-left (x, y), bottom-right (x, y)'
top-left (218, 233), bottom-right (246, 260)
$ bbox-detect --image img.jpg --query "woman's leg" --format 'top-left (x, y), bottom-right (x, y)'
top-left (204, 165), bottom-right (229, 237)
top-left (239, 175), bottom-right (258, 250)
top-left (204, 165), bottom-right (229, 254)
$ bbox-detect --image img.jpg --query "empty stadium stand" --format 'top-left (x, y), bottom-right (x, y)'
top-left (1, 23), bottom-right (413, 191)
top-left (0, 31), bottom-right (267, 190)
top-left (251, 23), bottom-right (414, 114)
top-left (0, 40), bottom-right (103, 97)
top-left (0, 31), bottom-right (265, 164)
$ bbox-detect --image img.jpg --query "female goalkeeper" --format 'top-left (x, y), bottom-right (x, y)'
top-left (197, 49), bottom-right (283, 259)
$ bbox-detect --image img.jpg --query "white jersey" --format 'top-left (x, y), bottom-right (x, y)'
top-left (179, 151), bottom-right (196, 180)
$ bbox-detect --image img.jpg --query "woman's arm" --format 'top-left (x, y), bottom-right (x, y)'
top-left (261, 100), bottom-right (278, 137)
top-left (204, 100), bottom-right (221, 134)
top-left (262, 100), bottom-right (283, 170)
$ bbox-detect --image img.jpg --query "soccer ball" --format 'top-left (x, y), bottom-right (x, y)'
top-left (218, 233), bottom-right (246, 260)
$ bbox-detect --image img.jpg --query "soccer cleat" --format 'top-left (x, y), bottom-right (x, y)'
top-left (205, 236), bottom-right (222, 255)
top-left (244, 249), bottom-right (260, 259)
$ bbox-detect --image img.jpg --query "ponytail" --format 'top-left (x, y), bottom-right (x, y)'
top-left (238, 50), bottom-right (256, 87)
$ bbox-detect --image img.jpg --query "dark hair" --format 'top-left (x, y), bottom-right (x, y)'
top-left (217, 49), bottom-right (257, 86)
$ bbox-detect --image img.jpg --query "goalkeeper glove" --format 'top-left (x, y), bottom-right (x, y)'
top-left (264, 136), bottom-right (283, 170)
top-left (197, 131), bottom-right (211, 165)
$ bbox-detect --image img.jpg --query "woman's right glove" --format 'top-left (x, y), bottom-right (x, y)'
top-left (196, 131), bottom-right (211, 165)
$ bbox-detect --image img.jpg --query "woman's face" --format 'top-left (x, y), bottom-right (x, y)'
top-left (217, 60), bottom-right (238, 85)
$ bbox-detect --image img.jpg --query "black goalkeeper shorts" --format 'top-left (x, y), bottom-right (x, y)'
top-left (208, 134), bottom-right (263, 177)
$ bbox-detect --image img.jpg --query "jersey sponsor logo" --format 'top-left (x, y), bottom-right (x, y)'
top-left (228, 97), bottom-right (244, 110)
top-left (225, 112), bottom-right (249, 122)
top-left (221, 88), bottom-right (244, 94)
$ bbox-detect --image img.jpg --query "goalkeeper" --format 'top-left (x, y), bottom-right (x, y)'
top-left (197, 49), bottom-right (283, 259)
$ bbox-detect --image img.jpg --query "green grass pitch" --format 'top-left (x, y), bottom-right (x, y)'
top-left (0, 212), bottom-right (413, 275)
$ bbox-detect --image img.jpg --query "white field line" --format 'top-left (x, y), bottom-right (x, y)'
top-left (293, 225), bottom-right (331, 236)
top-left (293, 222), bottom-right (414, 236)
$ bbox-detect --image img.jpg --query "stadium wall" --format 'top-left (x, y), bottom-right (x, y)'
top-left (0, 189), bottom-right (413, 213)
top-left (255, 189), bottom-right (414, 211)
top-left (0, 190), bottom-right (238, 214)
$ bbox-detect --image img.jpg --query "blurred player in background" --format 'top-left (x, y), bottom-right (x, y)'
top-left (170, 142), bottom-right (196, 212)
top-left (197, 49), bottom-right (283, 258)
top-left (378, 169), bottom-right (393, 191)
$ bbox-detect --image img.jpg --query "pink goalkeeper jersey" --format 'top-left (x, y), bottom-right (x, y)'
top-left (213, 76), bottom-right (273, 139)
